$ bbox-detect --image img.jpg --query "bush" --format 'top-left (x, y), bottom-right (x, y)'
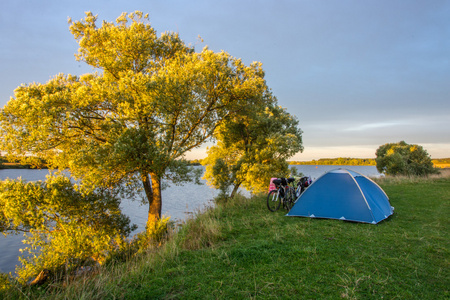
top-left (0, 174), bottom-right (136, 284)
top-left (375, 141), bottom-right (438, 176)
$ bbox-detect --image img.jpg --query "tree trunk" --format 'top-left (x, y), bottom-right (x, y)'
top-left (230, 182), bottom-right (241, 198)
top-left (142, 172), bottom-right (162, 231)
top-left (30, 269), bottom-right (50, 286)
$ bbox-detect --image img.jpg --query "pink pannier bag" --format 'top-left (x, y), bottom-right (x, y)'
top-left (269, 177), bottom-right (278, 191)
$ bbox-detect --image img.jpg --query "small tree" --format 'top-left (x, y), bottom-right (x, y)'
top-left (375, 141), bottom-right (438, 176)
top-left (0, 174), bottom-right (135, 283)
top-left (202, 102), bottom-right (303, 198)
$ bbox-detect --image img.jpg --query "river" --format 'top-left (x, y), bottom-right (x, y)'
top-left (0, 165), bottom-right (380, 274)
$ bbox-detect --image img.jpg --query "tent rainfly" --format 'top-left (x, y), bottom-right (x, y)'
top-left (286, 168), bottom-right (394, 224)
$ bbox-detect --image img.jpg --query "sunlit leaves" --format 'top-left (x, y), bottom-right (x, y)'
top-left (68, 11), bottom-right (192, 77)
top-left (0, 174), bottom-right (135, 282)
top-left (203, 101), bottom-right (303, 197)
top-left (375, 141), bottom-right (437, 176)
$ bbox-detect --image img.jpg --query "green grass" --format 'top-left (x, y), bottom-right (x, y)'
top-left (3, 176), bottom-right (449, 299)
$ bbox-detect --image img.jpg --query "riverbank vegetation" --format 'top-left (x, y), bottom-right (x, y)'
top-left (432, 158), bottom-right (450, 168)
top-left (0, 175), bottom-right (136, 284)
top-left (1, 173), bottom-right (448, 299)
top-left (289, 157), bottom-right (376, 166)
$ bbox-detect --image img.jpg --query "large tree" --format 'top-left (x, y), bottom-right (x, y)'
top-left (202, 98), bottom-right (303, 198)
top-left (0, 12), bottom-right (267, 230)
top-left (375, 141), bottom-right (437, 176)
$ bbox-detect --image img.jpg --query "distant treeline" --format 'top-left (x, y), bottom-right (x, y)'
top-left (1, 156), bottom-right (202, 169)
top-left (187, 159), bottom-right (203, 166)
top-left (3, 156), bottom-right (449, 169)
top-left (432, 158), bottom-right (450, 164)
top-left (289, 157), bottom-right (450, 167)
top-left (432, 158), bottom-right (450, 168)
top-left (289, 158), bottom-right (376, 166)
top-left (187, 158), bottom-right (378, 166)
top-left (0, 156), bottom-right (47, 169)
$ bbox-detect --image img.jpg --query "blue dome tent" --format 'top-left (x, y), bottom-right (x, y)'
top-left (286, 169), bottom-right (394, 224)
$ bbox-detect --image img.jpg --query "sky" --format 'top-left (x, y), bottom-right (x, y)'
top-left (1, 0), bottom-right (449, 161)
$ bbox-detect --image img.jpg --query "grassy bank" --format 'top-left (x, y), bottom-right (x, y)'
top-left (3, 174), bottom-right (449, 299)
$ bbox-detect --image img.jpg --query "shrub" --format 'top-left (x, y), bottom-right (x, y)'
top-left (375, 141), bottom-right (438, 176)
top-left (0, 174), bottom-right (135, 284)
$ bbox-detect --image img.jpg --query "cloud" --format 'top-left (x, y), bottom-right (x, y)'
top-left (343, 121), bottom-right (407, 132)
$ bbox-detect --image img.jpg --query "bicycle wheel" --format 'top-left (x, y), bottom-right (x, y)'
top-left (284, 187), bottom-right (295, 211)
top-left (267, 189), bottom-right (282, 212)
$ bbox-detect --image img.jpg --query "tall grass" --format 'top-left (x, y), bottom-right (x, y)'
top-left (373, 168), bottom-right (450, 184)
top-left (2, 176), bottom-right (449, 299)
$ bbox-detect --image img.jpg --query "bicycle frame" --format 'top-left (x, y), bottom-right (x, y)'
top-left (271, 177), bottom-right (295, 210)
top-left (267, 176), bottom-right (313, 212)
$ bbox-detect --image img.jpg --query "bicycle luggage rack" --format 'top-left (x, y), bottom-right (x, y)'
top-left (272, 177), bottom-right (295, 187)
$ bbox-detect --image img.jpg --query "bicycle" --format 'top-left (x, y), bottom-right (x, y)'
top-left (267, 177), bottom-right (296, 212)
top-left (295, 176), bottom-right (312, 198)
